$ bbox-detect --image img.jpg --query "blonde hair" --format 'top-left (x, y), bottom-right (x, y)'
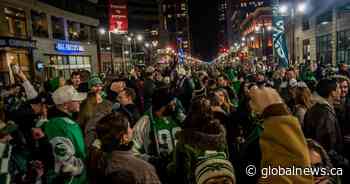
top-left (295, 86), bottom-right (313, 109)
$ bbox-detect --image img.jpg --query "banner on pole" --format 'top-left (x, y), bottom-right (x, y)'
top-left (109, 0), bottom-right (128, 34)
top-left (272, 0), bottom-right (289, 68)
top-left (177, 37), bottom-right (185, 64)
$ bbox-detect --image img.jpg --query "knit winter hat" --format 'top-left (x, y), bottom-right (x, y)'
top-left (88, 74), bottom-right (103, 89)
top-left (195, 157), bottom-right (236, 184)
top-left (48, 77), bottom-right (60, 92)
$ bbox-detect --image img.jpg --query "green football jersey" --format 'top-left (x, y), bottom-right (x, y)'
top-left (153, 116), bottom-right (182, 155)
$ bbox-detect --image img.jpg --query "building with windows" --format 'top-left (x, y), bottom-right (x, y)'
top-left (229, 0), bottom-right (272, 46)
top-left (240, 7), bottom-right (273, 61)
top-left (0, 0), bottom-right (99, 85)
top-left (159, 0), bottom-right (190, 55)
top-left (128, 0), bottom-right (159, 32)
top-left (293, 1), bottom-right (350, 65)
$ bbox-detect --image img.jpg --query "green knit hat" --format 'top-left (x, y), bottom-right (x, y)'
top-left (49, 77), bottom-right (60, 92)
top-left (195, 158), bottom-right (236, 184)
top-left (88, 74), bottom-right (103, 89)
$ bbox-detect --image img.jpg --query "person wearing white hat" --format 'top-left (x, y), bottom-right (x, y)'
top-left (51, 85), bottom-right (87, 113)
top-left (42, 85), bottom-right (88, 184)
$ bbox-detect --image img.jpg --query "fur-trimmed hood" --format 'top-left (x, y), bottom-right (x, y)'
top-left (179, 122), bottom-right (226, 150)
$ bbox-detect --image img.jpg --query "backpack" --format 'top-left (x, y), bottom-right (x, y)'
top-left (194, 150), bottom-right (236, 184)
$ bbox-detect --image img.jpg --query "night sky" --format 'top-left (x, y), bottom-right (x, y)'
top-left (189, 0), bottom-right (220, 62)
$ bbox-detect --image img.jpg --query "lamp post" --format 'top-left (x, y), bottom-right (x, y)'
top-left (98, 28), bottom-right (114, 74)
top-left (279, 2), bottom-right (307, 65)
top-left (126, 33), bottom-right (149, 67)
top-left (255, 22), bottom-right (273, 61)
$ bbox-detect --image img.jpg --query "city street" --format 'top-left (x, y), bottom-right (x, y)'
top-left (1, 0), bottom-right (350, 184)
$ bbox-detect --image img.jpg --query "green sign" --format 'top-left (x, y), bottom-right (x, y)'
top-left (272, 0), bottom-right (289, 68)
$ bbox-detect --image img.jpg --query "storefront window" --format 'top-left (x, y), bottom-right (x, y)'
top-left (302, 16), bottom-right (310, 31)
top-left (57, 56), bottom-right (63, 65)
top-left (69, 56), bottom-right (77, 64)
top-left (83, 56), bottom-right (90, 65)
top-left (68, 21), bottom-right (80, 41)
top-left (316, 10), bottom-right (332, 25)
top-left (31, 11), bottom-right (49, 38)
top-left (47, 55), bottom-right (91, 78)
top-left (337, 3), bottom-right (350, 19)
top-left (303, 39), bottom-right (310, 61)
top-left (51, 16), bottom-right (65, 40)
top-left (4, 7), bottom-right (27, 38)
top-left (316, 34), bottom-right (332, 64)
top-left (337, 30), bottom-right (350, 64)
top-left (76, 56), bottom-right (83, 65)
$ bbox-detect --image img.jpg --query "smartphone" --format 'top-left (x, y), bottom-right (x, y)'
top-left (11, 64), bottom-right (20, 75)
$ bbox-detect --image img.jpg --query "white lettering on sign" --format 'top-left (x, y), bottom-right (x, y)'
top-left (0, 39), bottom-right (6, 46)
top-left (8, 39), bottom-right (35, 48)
top-left (55, 42), bottom-right (85, 52)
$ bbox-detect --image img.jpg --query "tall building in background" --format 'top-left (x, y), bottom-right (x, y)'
top-left (159, 0), bottom-right (190, 55)
top-left (128, 0), bottom-right (159, 32)
top-left (218, 0), bottom-right (229, 52)
top-left (230, 0), bottom-right (271, 43)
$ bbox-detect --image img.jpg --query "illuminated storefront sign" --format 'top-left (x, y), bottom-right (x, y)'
top-left (55, 42), bottom-right (85, 52)
top-left (0, 37), bottom-right (36, 48)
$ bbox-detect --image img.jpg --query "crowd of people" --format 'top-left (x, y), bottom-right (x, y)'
top-left (1, 61), bottom-right (350, 184)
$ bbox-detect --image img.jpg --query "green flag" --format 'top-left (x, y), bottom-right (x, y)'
top-left (272, 0), bottom-right (289, 68)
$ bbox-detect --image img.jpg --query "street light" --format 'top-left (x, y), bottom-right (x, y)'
top-left (242, 37), bottom-right (246, 41)
top-left (255, 26), bottom-right (261, 32)
top-left (127, 36), bottom-right (132, 42)
top-left (99, 28), bottom-right (106, 35)
top-left (145, 42), bottom-right (150, 48)
top-left (279, 4), bottom-right (288, 14)
top-left (297, 2), bottom-right (307, 13)
top-left (250, 36), bottom-right (255, 41)
top-left (124, 51), bottom-right (129, 55)
top-left (267, 25), bottom-right (272, 31)
top-left (136, 34), bottom-right (143, 42)
top-left (278, 2), bottom-right (307, 65)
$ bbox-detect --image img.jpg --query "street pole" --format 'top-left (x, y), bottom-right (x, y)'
top-left (122, 36), bottom-right (125, 74)
top-left (289, 7), bottom-right (296, 66)
top-left (97, 32), bottom-right (102, 73)
top-left (129, 41), bottom-right (132, 66)
top-left (109, 31), bottom-right (115, 74)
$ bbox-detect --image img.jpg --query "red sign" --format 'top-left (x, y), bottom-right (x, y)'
top-left (109, 0), bottom-right (128, 34)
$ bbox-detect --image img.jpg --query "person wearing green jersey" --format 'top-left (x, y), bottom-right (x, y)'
top-left (43, 86), bottom-right (87, 184)
top-left (133, 86), bottom-right (185, 183)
